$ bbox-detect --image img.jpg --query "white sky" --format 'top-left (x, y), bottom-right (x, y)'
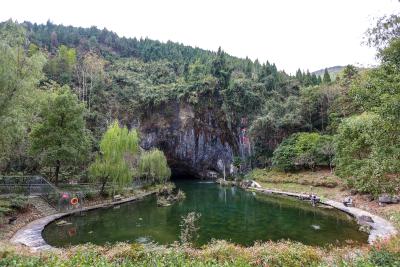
top-left (2, 0), bottom-right (399, 74)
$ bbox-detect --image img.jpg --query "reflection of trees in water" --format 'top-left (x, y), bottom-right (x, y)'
top-left (45, 183), bottom-right (367, 247)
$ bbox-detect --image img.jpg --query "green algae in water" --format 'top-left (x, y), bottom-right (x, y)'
top-left (43, 180), bottom-right (368, 247)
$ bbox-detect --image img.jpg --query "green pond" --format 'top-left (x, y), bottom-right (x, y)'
top-left (43, 180), bottom-right (368, 247)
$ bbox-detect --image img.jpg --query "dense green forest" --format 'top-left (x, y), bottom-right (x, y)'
top-left (0, 16), bottom-right (399, 196)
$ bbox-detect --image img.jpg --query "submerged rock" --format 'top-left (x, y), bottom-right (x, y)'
top-left (56, 220), bottom-right (71, 226)
top-left (311, 224), bottom-right (321, 230)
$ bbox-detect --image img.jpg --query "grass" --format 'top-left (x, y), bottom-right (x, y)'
top-left (247, 168), bottom-right (341, 187)
top-left (246, 168), bottom-right (345, 200)
top-left (1, 237), bottom-right (400, 266)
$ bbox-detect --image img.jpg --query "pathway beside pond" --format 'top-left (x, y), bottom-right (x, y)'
top-left (252, 187), bottom-right (398, 244)
top-left (10, 191), bottom-right (156, 251)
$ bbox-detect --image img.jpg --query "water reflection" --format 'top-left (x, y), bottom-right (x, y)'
top-left (43, 180), bottom-right (368, 247)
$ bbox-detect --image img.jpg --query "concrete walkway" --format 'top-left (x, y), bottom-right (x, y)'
top-left (10, 191), bottom-right (155, 251)
top-left (252, 187), bottom-right (398, 244)
top-left (29, 196), bottom-right (57, 217)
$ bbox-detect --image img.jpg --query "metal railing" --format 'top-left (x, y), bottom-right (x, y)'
top-left (0, 175), bottom-right (60, 210)
top-left (0, 175), bottom-right (149, 212)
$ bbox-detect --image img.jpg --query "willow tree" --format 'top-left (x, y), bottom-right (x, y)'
top-left (138, 148), bottom-right (171, 184)
top-left (89, 121), bottom-right (139, 194)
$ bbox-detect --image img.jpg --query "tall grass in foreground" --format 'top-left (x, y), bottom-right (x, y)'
top-left (1, 236), bottom-right (399, 266)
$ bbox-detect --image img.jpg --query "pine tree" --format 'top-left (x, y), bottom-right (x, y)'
top-left (323, 68), bottom-right (331, 83)
top-left (311, 73), bottom-right (318, 85)
top-left (211, 47), bottom-right (231, 89)
top-left (295, 68), bottom-right (303, 83)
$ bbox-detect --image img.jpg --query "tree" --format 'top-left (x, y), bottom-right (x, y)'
top-left (316, 135), bottom-right (335, 173)
top-left (138, 148), bottom-right (171, 184)
top-left (89, 121), bottom-right (139, 194)
top-left (186, 59), bottom-right (208, 81)
top-left (44, 45), bottom-right (77, 85)
top-left (366, 13), bottom-right (400, 49)
top-left (272, 132), bottom-right (334, 171)
top-left (295, 68), bottom-right (303, 83)
top-left (339, 65), bottom-right (358, 86)
top-left (335, 113), bottom-right (399, 195)
top-left (0, 21), bottom-right (46, 170)
top-left (30, 85), bottom-right (91, 185)
top-left (75, 52), bottom-right (106, 111)
top-left (323, 68), bottom-right (331, 83)
top-left (222, 78), bottom-right (262, 119)
top-left (271, 134), bottom-right (298, 171)
top-left (335, 38), bottom-right (400, 195)
top-left (211, 47), bottom-right (232, 89)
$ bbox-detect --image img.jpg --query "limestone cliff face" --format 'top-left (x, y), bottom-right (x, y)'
top-left (139, 100), bottom-right (250, 178)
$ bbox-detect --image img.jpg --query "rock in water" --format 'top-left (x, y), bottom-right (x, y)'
top-left (136, 237), bottom-right (150, 244)
top-left (311, 224), bottom-right (320, 230)
top-left (250, 180), bottom-right (262, 188)
top-left (56, 220), bottom-right (72, 226)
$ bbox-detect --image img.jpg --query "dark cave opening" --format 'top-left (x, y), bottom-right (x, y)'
top-left (168, 160), bottom-right (200, 180)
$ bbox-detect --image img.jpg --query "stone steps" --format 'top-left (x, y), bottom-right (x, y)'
top-left (29, 196), bottom-right (57, 216)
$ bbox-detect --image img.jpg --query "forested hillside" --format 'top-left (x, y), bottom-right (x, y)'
top-left (0, 16), bottom-right (399, 196)
top-left (312, 65), bottom-right (345, 80)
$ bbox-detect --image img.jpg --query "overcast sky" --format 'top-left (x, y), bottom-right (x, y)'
top-left (2, 0), bottom-right (399, 74)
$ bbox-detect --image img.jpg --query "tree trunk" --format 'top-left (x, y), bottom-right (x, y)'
top-left (55, 160), bottom-right (61, 186)
top-left (100, 179), bottom-right (107, 195)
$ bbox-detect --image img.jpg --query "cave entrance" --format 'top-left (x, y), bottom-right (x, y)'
top-left (157, 141), bottom-right (201, 180)
top-left (168, 160), bottom-right (200, 180)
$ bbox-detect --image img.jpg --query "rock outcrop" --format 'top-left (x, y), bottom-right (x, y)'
top-left (139, 100), bottom-right (250, 178)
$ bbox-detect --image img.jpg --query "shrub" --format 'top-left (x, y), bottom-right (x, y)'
top-left (176, 189), bottom-right (186, 201)
top-left (261, 244), bottom-right (322, 266)
top-left (9, 195), bottom-right (29, 211)
top-left (368, 247), bottom-right (400, 266)
top-left (0, 205), bottom-right (11, 217)
top-left (271, 135), bottom-right (298, 171)
top-left (335, 113), bottom-right (400, 196)
top-left (180, 212), bottom-right (201, 246)
top-left (272, 132), bottom-right (334, 172)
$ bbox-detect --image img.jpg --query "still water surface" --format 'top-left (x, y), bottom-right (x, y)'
top-left (43, 180), bottom-right (368, 247)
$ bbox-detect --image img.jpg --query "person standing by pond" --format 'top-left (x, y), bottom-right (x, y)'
top-left (310, 194), bottom-right (319, 206)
